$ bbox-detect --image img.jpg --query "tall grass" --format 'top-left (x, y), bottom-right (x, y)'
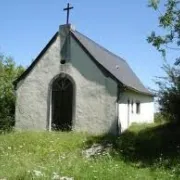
top-left (0, 123), bottom-right (180, 179)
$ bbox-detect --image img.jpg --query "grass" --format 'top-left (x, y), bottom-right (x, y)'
top-left (1, 123), bottom-right (180, 179)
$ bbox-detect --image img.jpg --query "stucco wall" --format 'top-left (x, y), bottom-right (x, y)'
top-left (15, 29), bottom-right (118, 134)
top-left (70, 36), bottom-right (118, 134)
top-left (118, 90), bottom-right (154, 131)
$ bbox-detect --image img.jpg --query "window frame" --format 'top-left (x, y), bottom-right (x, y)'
top-left (136, 101), bottom-right (141, 114)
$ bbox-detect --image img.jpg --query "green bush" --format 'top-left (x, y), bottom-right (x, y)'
top-left (147, 0), bottom-right (180, 124)
top-left (0, 53), bottom-right (24, 132)
top-left (0, 116), bottom-right (14, 133)
top-left (154, 112), bottom-right (166, 124)
top-left (157, 64), bottom-right (180, 123)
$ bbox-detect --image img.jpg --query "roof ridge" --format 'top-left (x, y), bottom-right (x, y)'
top-left (71, 29), bottom-right (126, 63)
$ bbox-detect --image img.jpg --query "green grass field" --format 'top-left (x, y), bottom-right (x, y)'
top-left (0, 123), bottom-right (180, 179)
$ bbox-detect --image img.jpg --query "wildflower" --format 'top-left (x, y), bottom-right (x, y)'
top-left (52, 172), bottom-right (60, 180)
top-left (33, 170), bottom-right (43, 177)
top-left (59, 177), bottom-right (74, 180)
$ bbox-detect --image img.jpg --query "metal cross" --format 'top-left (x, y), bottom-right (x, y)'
top-left (63, 3), bottom-right (73, 24)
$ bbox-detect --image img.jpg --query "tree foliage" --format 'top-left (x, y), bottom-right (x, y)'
top-left (148, 0), bottom-right (180, 123)
top-left (156, 64), bottom-right (180, 122)
top-left (148, 0), bottom-right (180, 60)
top-left (0, 53), bottom-right (24, 131)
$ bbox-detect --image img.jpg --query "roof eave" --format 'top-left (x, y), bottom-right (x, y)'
top-left (125, 85), bottom-right (155, 96)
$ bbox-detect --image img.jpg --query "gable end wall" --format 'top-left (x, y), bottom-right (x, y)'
top-left (15, 33), bottom-right (118, 135)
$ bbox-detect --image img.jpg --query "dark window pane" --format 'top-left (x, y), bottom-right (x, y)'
top-left (136, 102), bottom-right (140, 114)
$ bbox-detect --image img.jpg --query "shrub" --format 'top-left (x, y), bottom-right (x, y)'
top-left (0, 53), bottom-right (24, 132)
top-left (157, 64), bottom-right (180, 123)
top-left (154, 112), bottom-right (166, 124)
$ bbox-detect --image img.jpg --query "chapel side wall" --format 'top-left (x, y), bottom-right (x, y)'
top-left (118, 90), bottom-right (154, 131)
top-left (15, 33), bottom-right (118, 134)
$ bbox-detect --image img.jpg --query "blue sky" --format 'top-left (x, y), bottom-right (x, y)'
top-left (0, 0), bottom-right (174, 90)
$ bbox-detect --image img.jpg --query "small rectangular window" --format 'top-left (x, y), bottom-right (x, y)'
top-left (131, 100), bottom-right (133, 113)
top-left (136, 102), bottom-right (140, 114)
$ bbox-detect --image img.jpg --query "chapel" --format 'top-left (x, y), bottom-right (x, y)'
top-left (14, 4), bottom-right (154, 134)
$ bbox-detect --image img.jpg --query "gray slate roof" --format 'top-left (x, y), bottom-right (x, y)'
top-left (71, 29), bottom-right (152, 96)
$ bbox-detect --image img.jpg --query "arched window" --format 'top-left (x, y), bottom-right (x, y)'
top-left (51, 74), bottom-right (74, 131)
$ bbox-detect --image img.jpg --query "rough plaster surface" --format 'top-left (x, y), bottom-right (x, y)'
top-left (118, 90), bottom-right (154, 132)
top-left (15, 27), bottom-right (118, 134)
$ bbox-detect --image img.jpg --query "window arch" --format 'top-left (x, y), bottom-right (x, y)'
top-left (50, 74), bottom-right (75, 131)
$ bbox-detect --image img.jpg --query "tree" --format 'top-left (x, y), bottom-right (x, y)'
top-left (148, 0), bottom-right (180, 61)
top-left (147, 0), bottom-right (180, 123)
top-left (0, 53), bottom-right (24, 131)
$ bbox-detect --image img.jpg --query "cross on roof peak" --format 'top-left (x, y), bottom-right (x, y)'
top-left (63, 3), bottom-right (74, 25)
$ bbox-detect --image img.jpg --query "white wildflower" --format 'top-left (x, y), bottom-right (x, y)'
top-left (52, 172), bottom-right (60, 180)
top-left (60, 177), bottom-right (74, 180)
top-left (33, 170), bottom-right (43, 177)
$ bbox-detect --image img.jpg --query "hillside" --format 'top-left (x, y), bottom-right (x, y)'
top-left (0, 123), bottom-right (180, 179)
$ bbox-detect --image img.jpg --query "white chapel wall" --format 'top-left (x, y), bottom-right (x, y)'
top-left (118, 90), bottom-right (154, 131)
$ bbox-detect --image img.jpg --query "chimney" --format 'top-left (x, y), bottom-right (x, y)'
top-left (59, 24), bottom-right (71, 64)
